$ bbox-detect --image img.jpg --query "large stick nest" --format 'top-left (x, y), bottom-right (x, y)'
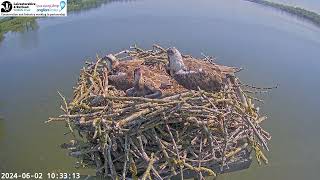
top-left (48, 45), bottom-right (272, 179)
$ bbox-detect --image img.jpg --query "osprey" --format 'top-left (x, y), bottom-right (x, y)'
top-left (103, 54), bottom-right (188, 97)
top-left (166, 47), bottom-right (248, 106)
top-left (166, 47), bottom-right (238, 92)
top-left (126, 67), bottom-right (162, 99)
top-left (102, 54), bottom-right (144, 91)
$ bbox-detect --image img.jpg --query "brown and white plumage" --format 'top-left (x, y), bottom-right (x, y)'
top-left (103, 54), bottom-right (188, 96)
top-left (173, 69), bottom-right (224, 92)
top-left (167, 47), bottom-right (237, 92)
top-left (102, 54), bottom-right (144, 91)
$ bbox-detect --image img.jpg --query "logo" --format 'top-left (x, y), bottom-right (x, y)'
top-left (0, 0), bottom-right (67, 17)
top-left (1, 1), bottom-right (12, 12)
top-left (60, 1), bottom-right (66, 11)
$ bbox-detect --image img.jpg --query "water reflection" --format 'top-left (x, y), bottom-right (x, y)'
top-left (68, 0), bottom-right (136, 13)
top-left (0, 115), bottom-right (4, 141)
top-left (18, 29), bottom-right (39, 49)
top-left (0, 0), bottom-right (136, 43)
top-left (0, 98), bottom-right (5, 145)
top-left (0, 17), bottom-right (38, 44)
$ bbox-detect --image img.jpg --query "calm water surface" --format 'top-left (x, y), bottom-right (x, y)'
top-left (0, 0), bottom-right (320, 179)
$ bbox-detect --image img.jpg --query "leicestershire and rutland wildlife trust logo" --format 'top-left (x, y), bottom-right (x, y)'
top-left (1, 1), bottom-right (13, 12)
top-left (0, 0), bottom-right (67, 17)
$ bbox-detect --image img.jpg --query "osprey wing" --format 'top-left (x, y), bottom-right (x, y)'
top-left (108, 72), bottom-right (133, 91)
top-left (184, 58), bottom-right (237, 78)
top-left (173, 70), bottom-right (223, 92)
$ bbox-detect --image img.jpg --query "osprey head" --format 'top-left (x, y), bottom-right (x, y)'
top-left (167, 47), bottom-right (185, 74)
top-left (167, 47), bottom-right (177, 56)
top-left (104, 54), bottom-right (119, 71)
top-left (133, 67), bottom-right (142, 82)
top-left (167, 47), bottom-right (182, 61)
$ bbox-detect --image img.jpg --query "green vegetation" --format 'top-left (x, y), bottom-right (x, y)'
top-left (2, 0), bottom-right (319, 42)
top-left (0, 17), bottom-right (38, 41)
top-left (0, 0), bottom-right (116, 42)
top-left (245, 0), bottom-right (320, 26)
top-left (68, 0), bottom-right (115, 12)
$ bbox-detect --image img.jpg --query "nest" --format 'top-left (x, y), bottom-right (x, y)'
top-left (48, 45), bottom-right (272, 179)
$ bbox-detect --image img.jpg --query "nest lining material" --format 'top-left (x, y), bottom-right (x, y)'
top-left (48, 44), bottom-right (271, 179)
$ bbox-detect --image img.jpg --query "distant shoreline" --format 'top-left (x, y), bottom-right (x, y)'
top-left (1, 0), bottom-right (320, 42)
top-left (244, 0), bottom-right (320, 26)
top-left (0, 0), bottom-right (119, 42)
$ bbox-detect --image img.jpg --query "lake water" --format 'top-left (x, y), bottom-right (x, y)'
top-left (0, 0), bottom-right (320, 179)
